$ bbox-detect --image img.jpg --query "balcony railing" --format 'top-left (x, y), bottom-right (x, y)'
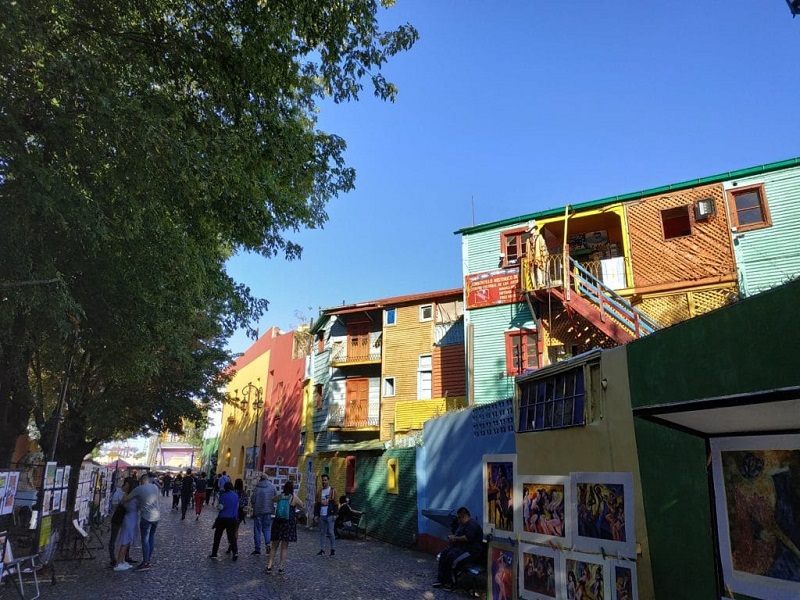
top-left (330, 345), bottom-right (381, 364)
top-left (328, 405), bottom-right (379, 428)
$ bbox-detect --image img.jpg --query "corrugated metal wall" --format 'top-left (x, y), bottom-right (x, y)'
top-left (725, 166), bottom-right (800, 297)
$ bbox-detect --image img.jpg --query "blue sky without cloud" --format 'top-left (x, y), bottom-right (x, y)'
top-left (225, 1), bottom-right (800, 355)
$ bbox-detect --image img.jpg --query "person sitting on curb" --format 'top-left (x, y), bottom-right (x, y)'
top-left (334, 495), bottom-right (362, 538)
top-left (433, 506), bottom-right (483, 591)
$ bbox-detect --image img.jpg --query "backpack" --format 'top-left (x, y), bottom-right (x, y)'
top-left (275, 494), bottom-right (291, 522)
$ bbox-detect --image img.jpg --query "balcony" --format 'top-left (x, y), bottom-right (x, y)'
top-left (330, 344), bottom-right (381, 366)
top-left (328, 404), bottom-right (379, 428)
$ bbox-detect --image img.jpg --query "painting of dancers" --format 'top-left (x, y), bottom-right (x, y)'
top-left (483, 454), bottom-right (516, 535)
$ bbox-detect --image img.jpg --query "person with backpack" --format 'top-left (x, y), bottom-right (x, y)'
top-left (251, 474), bottom-right (277, 556)
top-left (265, 481), bottom-right (305, 575)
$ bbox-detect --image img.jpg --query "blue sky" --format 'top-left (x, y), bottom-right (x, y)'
top-left (226, 1), bottom-right (800, 355)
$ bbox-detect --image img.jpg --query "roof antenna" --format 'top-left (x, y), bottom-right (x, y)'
top-left (471, 195), bottom-right (475, 226)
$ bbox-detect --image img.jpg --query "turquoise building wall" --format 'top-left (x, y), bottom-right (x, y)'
top-left (724, 165), bottom-right (800, 297)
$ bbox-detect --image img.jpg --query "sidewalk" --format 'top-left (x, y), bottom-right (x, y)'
top-left (22, 495), bottom-right (471, 600)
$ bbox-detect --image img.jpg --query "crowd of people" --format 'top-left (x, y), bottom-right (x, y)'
top-left (106, 468), bottom-right (369, 576)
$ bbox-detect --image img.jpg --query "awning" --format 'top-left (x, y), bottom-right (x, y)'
top-left (633, 387), bottom-right (800, 437)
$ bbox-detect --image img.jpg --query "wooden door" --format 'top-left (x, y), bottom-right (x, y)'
top-left (347, 323), bottom-right (370, 361)
top-left (345, 378), bottom-right (369, 426)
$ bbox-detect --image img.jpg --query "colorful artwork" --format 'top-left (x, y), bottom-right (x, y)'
top-left (483, 454), bottom-right (516, 534)
top-left (711, 435), bottom-right (800, 600)
top-left (44, 462), bottom-right (57, 489)
top-left (277, 466), bottom-right (289, 477)
top-left (264, 466), bottom-right (277, 477)
top-left (488, 542), bottom-right (516, 600)
top-left (519, 544), bottom-right (560, 600)
top-left (55, 467), bottom-right (65, 489)
top-left (573, 472), bottom-right (635, 558)
top-left (516, 475), bottom-right (572, 545)
top-left (608, 559), bottom-right (638, 600)
top-left (52, 490), bottom-right (62, 514)
top-left (59, 487), bottom-right (68, 513)
top-left (562, 552), bottom-right (609, 600)
top-left (42, 490), bottom-right (52, 516)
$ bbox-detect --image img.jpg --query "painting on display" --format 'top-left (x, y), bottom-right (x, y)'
top-left (264, 466), bottom-right (277, 478)
top-left (44, 462), bottom-right (57, 489)
top-left (42, 490), bottom-right (52, 517)
top-left (572, 472), bottom-right (635, 558)
top-left (515, 475), bottom-right (572, 546)
top-left (518, 543), bottom-right (561, 600)
top-left (711, 434), bottom-right (800, 600)
top-left (59, 487), bottom-right (69, 513)
top-left (1, 472), bottom-right (17, 516)
top-left (608, 559), bottom-right (638, 600)
top-left (0, 473), bottom-right (8, 516)
top-left (54, 467), bottom-right (65, 490)
top-left (488, 542), bottom-right (517, 600)
top-left (52, 490), bottom-right (62, 514)
top-left (483, 454), bottom-right (516, 535)
top-left (561, 551), bottom-right (610, 600)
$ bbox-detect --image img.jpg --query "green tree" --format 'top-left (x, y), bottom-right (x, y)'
top-left (0, 0), bottom-right (417, 466)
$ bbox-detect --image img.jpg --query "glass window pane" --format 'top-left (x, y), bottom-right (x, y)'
top-left (734, 191), bottom-right (761, 210)
top-left (738, 206), bottom-right (764, 225)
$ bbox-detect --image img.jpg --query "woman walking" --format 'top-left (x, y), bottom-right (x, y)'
top-left (265, 481), bottom-right (305, 575)
top-left (209, 481), bottom-right (239, 561)
top-left (114, 477), bottom-right (140, 571)
top-left (194, 472), bottom-right (208, 520)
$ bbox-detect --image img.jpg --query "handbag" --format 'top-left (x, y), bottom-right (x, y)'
top-left (111, 503), bottom-right (126, 525)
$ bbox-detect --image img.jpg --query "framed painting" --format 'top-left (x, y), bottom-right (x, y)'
top-left (54, 467), bottom-right (65, 490)
top-left (277, 466), bottom-right (289, 477)
top-left (607, 558), bottom-right (638, 600)
top-left (572, 471), bottom-right (635, 558)
top-left (42, 490), bottom-right (52, 517)
top-left (1, 471), bottom-right (18, 516)
top-left (264, 466), bottom-right (278, 477)
top-left (52, 490), bottom-right (62, 514)
top-left (483, 454), bottom-right (516, 535)
top-left (515, 475), bottom-right (572, 545)
top-left (59, 487), bottom-right (69, 513)
top-left (488, 541), bottom-right (517, 600)
top-left (561, 551), bottom-right (610, 600)
top-left (44, 462), bottom-right (57, 489)
top-left (519, 543), bottom-right (561, 600)
top-left (0, 473), bottom-right (8, 516)
top-left (710, 434), bottom-right (800, 600)
top-left (63, 466), bottom-right (71, 487)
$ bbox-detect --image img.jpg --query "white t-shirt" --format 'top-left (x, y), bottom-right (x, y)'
top-left (320, 486), bottom-right (332, 517)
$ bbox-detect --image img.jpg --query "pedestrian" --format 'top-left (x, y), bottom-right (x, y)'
top-left (205, 472), bottom-right (215, 506)
top-left (194, 472), bottom-right (208, 520)
top-left (162, 473), bottom-right (173, 498)
top-left (108, 478), bottom-right (128, 567)
top-left (218, 471), bottom-right (231, 490)
top-left (209, 481), bottom-right (239, 561)
top-left (126, 473), bottom-right (161, 572)
top-left (315, 474), bottom-right (337, 556)
top-left (171, 475), bottom-right (182, 510)
top-left (211, 474), bottom-right (221, 506)
top-left (432, 506), bottom-right (483, 591)
top-left (265, 481), bottom-right (305, 574)
top-left (224, 478), bottom-right (247, 555)
top-left (251, 474), bottom-right (276, 556)
top-left (114, 477), bottom-right (140, 571)
top-left (180, 469), bottom-right (195, 520)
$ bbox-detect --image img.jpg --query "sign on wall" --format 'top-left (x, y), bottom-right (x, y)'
top-left (465, 268), bottom-right (522, 309)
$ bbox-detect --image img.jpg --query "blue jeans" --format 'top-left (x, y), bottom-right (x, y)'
top-left (140, 519), bottom-right (158, 564)
top-left (253, 513), bottom-right (272, 551)
top-left (319, 514), bottom-right (335, 551)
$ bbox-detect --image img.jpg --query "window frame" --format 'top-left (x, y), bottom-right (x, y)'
top-left (501, 226), bottom-right (528, 268)
top-left (660, 205), bottom-right (693, 240)
top-left (383, 376), bottom-right (396, 397)
top-left (384, 308), bottom-right (397, 326)
top-left (504, 328), bottom-right (539, 376)
top-left (417, 354), bottom-right (433, 400)
top-left (419, 304), bottom-right (433, 322)
top-left (386, 458), bottom-right (399, 494)
top-left (517, 366), bottom-right (587, 433)
top-left (726, 183), bottom-right (772, 232)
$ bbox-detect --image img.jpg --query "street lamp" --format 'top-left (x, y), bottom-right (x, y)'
top-left (241, 381), bottom-right (264, 470)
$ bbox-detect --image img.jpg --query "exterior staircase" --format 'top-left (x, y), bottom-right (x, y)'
top-left (525, 254), bottom-right (661, 344)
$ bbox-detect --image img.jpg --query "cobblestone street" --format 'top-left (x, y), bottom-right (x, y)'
top-left (11, 495), bottom-right (473, 600)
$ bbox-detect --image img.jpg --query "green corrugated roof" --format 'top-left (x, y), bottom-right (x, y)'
top-left (454, 156), bottom-right (800, 236)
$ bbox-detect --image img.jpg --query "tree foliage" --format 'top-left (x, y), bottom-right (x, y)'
top-left (0, 0), bottom-right (417, 465)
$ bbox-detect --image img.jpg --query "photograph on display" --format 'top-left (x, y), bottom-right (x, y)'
top-left (44, 462), bottom-right (57, 489)
top-left (488, 542), bottom-right (516, 600)
top-left (55, 467), bottom-right (65, 489)
top-left (1, 472), bottom-right (17, 516)
top-left (42, 490), bottom-right (52, 516)
top-left (483, 454), bottom-right (516, 535)
top-left (516, 475), bottom-right (571, 545)
top-left (52, 490), bottom-right (62, 514)
top-left (277, 466), bottom-right (289, 477)
top-left (711, 435), bottom-right (800, 600)
top-left (608, 559), bottom-right (638, 600)
top-left (272, 478), bottom-right (282, 487)
top-left (264, 466), bottom-right (278, 477)
top-left (0, 473), bottom-right (8, 517)
top-left (562, 551), bottom-right (609, 600)
top-left (519, 543), bottom-right (561, 600)
top-left (59, 488), bottom-right (69, 513)
top-left (63, 466), bottom-right (71, 487)
top-left (573, 472), bottom-right (636, 558)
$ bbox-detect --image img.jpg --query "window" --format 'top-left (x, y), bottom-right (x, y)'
top-left (419, 304), bottom-right (433, 322)
top-left (417, 355), bottom-right (432, 400)
top-left (345, 456), bottom-right (356, 493)
top-left (505, 329), bottom-right (538, 376)
top-left (385, 308), bottom-right (396, 326)
top-left (661, 206), bottom-right (692, 240)
top-left (501, 227), bottom-right (527, 267)
top-left (383, 376), bottom-right (396, 397)
top-left (316, 332), bottom-right (324, 353)
top-left (387, 458), bottom-right (399, 494)
top-left (518, 366), bottom-right (586, 432)
top-left (727, 184), bottom-right (771, 231)
top-left (315, 383), bottom-right (323, 410)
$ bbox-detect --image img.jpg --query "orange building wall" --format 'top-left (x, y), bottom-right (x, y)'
top-left (626, 184), bottom-right (736, 290)
top-left (432, 344), bottom-right (465, 398)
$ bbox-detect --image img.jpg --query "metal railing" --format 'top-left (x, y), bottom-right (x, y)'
top-left (327, 405), bottom-right (379, 427)
top-left (329, 345), bottom-right (381, 364)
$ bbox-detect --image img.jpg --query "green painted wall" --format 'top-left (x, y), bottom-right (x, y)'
top-left (349, 447), bottom-right (418, 547)
top-left (628, 279), bottom-right (800, 600)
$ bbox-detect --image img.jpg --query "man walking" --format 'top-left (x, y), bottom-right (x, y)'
top-left (315, 474), bottom-right (337, 556)
top-left (180, 469), bottom-right (195, 520)
top-left (125, 473), bottom-right (161, 572)
top-left (251, 474), bottom-right (276, 555)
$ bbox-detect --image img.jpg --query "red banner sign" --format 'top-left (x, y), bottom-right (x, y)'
top-left (465, 268), bottom-right (522, 309)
